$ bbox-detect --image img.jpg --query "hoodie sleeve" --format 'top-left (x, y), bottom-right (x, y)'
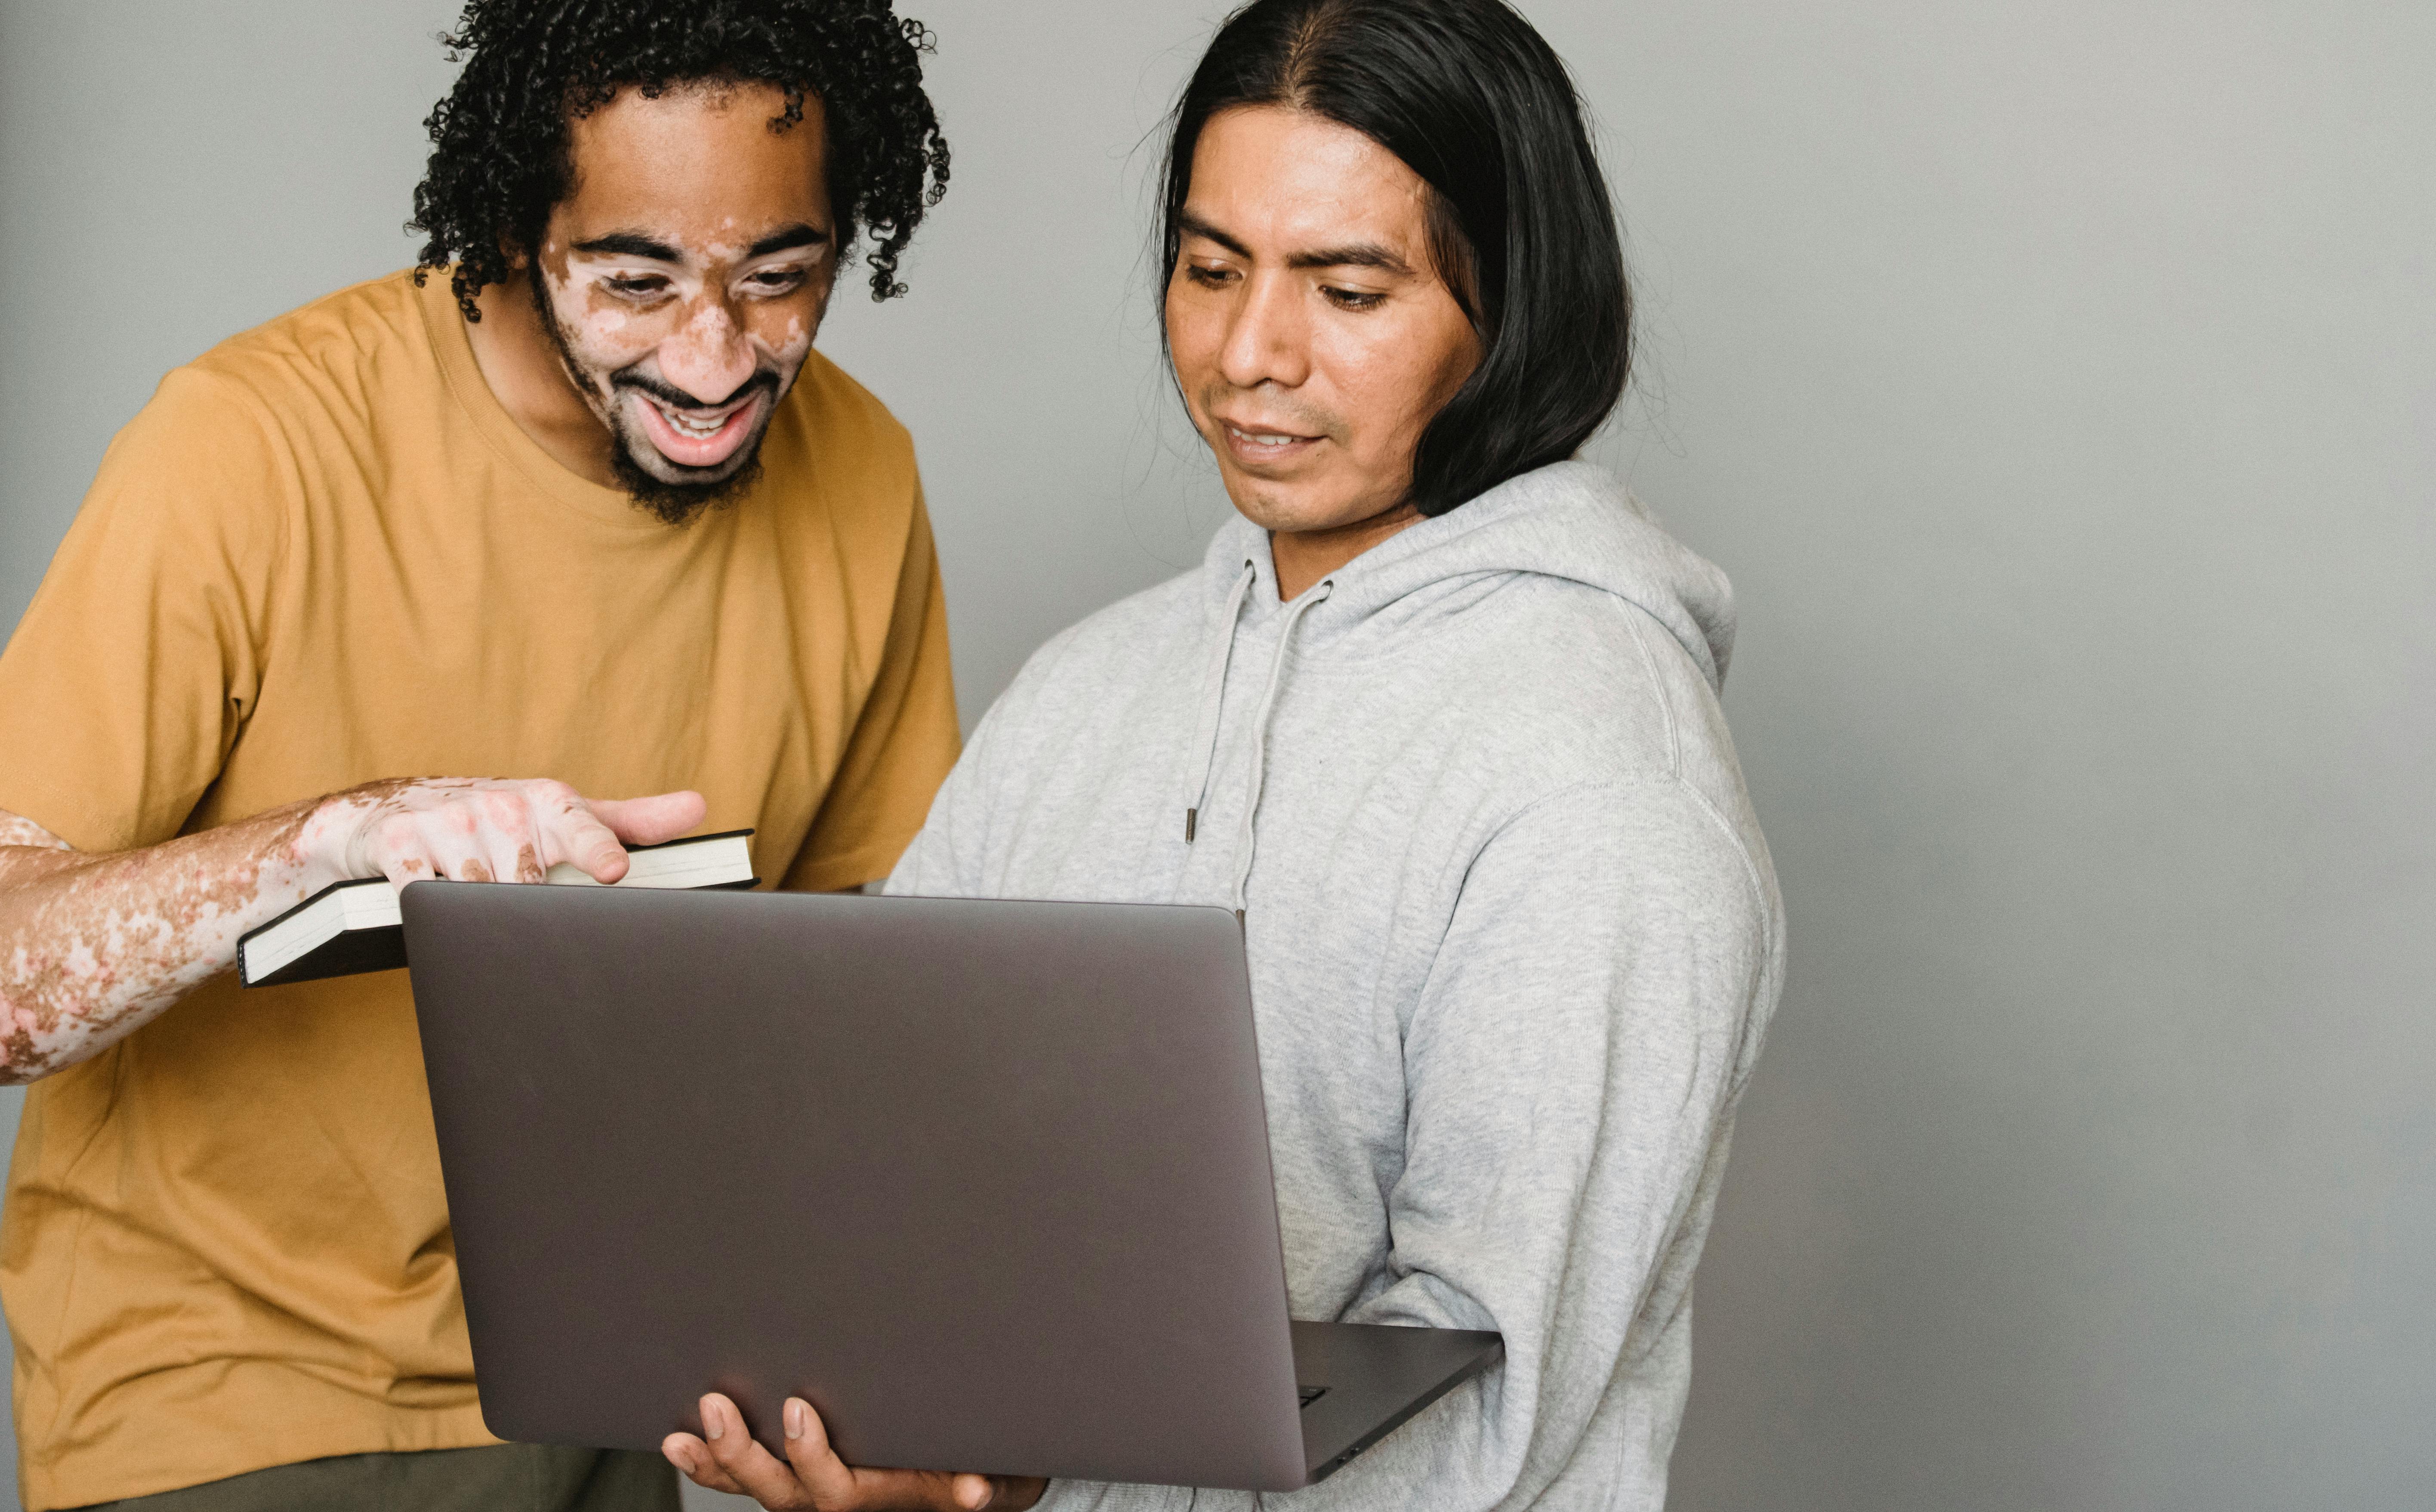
top-left (885, 622), bottom-right (1089, 899)
top-left (883, 694), bottom-right (1005, 897)
top-left (1290, 774), bottom-right (1778, 1512)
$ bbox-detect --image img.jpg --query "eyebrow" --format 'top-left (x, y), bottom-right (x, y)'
top-left (1289, 241), bottom-right (1412, 275)
top-left (748, 223), bottom-right (829, 257)
top-left (568, 224), bottom-right (830, 262)
top-left (1176, 210), bottom-right (1414, 277)
top-left (569, 231), bottom-right (683, 262)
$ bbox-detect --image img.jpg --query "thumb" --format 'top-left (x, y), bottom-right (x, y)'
top-left (588, 791), bottom-right (709, 847)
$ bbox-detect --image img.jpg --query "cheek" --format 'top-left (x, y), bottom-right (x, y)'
top-left (1335, 318), bottom-right (1467, 451)
top-left (750, 307), bottom-right (817, 368)
top-left (547, 280), bottom-right (664, 374)
top-left (1163, 289), bottom-right (1223, 401)
top-left (1310, 333), bottom-right (1403, 441)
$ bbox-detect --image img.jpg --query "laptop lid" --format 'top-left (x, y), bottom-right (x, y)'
top-left (402, 885), bottom-right (1312, 1491)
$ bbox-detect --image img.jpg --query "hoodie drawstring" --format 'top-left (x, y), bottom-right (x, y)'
top-left (1229, 578), bottom-right (1333, 913)
top-left (1181, 561), bottom-right (1334, 914)
top-left (1182, 559), bottom-right (1258, 844)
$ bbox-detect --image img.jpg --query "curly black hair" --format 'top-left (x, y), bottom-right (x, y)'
top-left (410, 0), bottom-right (949, 320)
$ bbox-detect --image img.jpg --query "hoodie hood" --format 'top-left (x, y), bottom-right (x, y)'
top-left (1199, 459), bottom-right (1738, 690)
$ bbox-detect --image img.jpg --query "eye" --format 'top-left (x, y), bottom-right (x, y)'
top-left (743, 267), bottom-right (810, 297)
top-left (1323, 286), bottom-right (1387, 312)
top-left (1181, 262), bottom-right (1237, 289)
top-left (603, 275), bottom-right (671, 301)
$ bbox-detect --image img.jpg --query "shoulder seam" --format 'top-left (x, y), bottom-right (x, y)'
top-left (156, 366), bottom-right (296, 689)
top-left (1621, 608), bottom-right (1684, 779)
top-left (1481, 773), bottom-right (1770, 933)
top-left (1671, 773), bottom-right (1781, 1096)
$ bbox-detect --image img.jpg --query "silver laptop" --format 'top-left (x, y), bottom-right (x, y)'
top-left (401, 885), bottom-right (1502, 1491)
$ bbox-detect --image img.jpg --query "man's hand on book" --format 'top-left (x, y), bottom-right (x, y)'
top-left (666, 1392), bottom-right (1047, 1512)
top-left (0, 779), bottom-right (709, 1083)
top-left (299, 777), bottom-right (708, 893)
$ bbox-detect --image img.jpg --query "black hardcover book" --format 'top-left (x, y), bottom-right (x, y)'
top-left (236, 829), bottom-right (757, 988)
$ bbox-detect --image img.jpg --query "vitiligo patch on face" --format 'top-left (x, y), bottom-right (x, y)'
top-left (543, 257), bottom-right (816, 388)
top-left (534, 244), bottom-right (820, 512)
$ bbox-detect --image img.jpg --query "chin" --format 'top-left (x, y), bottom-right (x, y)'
top-left (611, 438), bottom-right (767, 526)
top-left (1217, 465), bottom-right (1307, 524)
top-left (1221, 475), bottom-right (1369, 536)
top-left (630, 442), bottom-right (757, 488)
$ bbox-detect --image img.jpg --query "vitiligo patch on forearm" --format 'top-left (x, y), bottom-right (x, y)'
top-left (0, 801), bottom-right (326, 1082)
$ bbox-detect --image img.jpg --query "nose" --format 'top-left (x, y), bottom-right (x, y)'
top-left (1215, 270), bottom-right (1311, 394)
top-left (656, 293), bottom-right (757, 404)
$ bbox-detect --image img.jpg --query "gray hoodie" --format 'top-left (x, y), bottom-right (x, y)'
top-left (886, 460), bottom-right (1785, 1511)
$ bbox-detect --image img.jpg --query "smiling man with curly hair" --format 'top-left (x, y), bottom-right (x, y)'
top-left (0, 5), bottom-right (961, 1508)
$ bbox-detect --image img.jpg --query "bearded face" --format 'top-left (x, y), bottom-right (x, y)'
top-left (527, 82), bottom-right (838, 523)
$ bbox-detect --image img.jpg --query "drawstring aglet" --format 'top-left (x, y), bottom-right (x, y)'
top-left (1185, 808), bottom-right (1199, 843)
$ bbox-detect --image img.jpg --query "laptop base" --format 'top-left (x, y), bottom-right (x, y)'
top-left (1293, 1322), bottom-right (1503, 1482)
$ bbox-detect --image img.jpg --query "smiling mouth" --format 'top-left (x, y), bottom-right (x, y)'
top-left (627, 388), bottom-right (768, 470)
top-left (1223, 421), bottom-right (1321, 453)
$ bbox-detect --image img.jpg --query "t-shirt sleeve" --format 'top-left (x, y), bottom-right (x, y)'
top-left (0, 367), bottom-right (287, 852)
top-left (779, 483), bottom-right (961, 892)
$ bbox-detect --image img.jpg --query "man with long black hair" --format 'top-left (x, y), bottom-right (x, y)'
top-left (672, 1), bottom-right (1783, 1509)
top-left (0, 4), bottom-right (962, 1507)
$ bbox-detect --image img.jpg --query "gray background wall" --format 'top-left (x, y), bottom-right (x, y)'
top-left (2, 2), bottom-right (2430, 1509)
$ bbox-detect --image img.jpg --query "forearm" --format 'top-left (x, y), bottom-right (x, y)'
top-left (0, 798), bottom-right (360, 1084)
top-left (0, 776), bottom-right (708, 1084)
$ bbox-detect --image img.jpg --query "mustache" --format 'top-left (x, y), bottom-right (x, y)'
top-left (612, 367), bottom-right (780, 415)
top-left (1196, 383), bottom-right (1343, 441)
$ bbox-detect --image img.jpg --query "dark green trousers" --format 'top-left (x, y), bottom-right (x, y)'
top-left (84, 1444), bottom-right (680, 1512)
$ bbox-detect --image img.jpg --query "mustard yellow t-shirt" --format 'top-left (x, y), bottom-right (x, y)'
top-left (0, 270), bottom-right (960, 1508)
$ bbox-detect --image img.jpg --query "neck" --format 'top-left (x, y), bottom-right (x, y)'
top-left (463, 271), bottom-right (620, 488)
top-left (1269, 498), bottom-right (1422, 601)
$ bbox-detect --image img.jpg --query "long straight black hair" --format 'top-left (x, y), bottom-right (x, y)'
top-left (1160, 0), bottom-right (1631, 517)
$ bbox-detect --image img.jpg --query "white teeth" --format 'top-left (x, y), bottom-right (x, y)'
top-left (654, 401), bottom-right (731, 438)
top-left (1230, 425), bottom-right (1301, 447)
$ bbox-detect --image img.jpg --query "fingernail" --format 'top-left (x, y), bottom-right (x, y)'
top-left (670, 1446), bottom-right (696, 1474)
top-left (785, 1398), bottom-right (807, 1440)
top-left (703, 1401), bottom-right (724, 1441)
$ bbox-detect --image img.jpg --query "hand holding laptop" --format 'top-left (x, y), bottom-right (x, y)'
top-left (664, 1391), bottom-right (1046, 1511)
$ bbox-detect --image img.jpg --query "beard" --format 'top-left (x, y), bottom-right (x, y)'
top-left (603, 397), bottom-right (768, 527)
top-left (532, 276), bottom-right (777, 527)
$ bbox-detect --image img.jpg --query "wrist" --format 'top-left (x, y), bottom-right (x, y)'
top-left (290, 788), bottom-right (378, 893)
